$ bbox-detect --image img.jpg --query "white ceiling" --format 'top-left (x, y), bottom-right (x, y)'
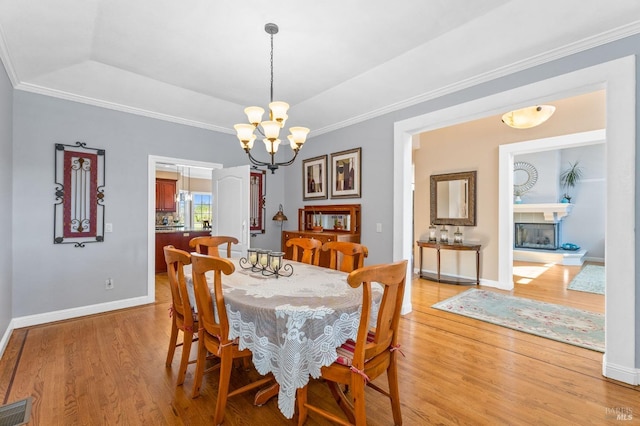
top-left (1, 1), bottom-right (640, 137)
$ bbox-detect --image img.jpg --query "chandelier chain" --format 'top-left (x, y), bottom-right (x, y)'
top-left (270, 31), bottom-right (274, 103)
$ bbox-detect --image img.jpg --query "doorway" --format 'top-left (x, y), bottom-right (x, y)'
top-left (503, 130), bottom-right (606, 306)
top-left (147, 155), bottom-right (222, 300)
top-left (393, 56), bottom-right (636, 384)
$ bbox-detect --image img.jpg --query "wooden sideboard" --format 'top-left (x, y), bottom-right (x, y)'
top-left (282, 204), bottom-right (361, 268)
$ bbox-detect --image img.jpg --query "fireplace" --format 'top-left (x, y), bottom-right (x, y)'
top-left (514, 222), bottom-right (559, 250)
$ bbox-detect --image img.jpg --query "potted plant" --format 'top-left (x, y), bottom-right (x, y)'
top-left (311, 211), bottom-right (323, 232)
top-left (514, 189), bottom-right (523, 204)
top-left (560, 161), bottom-right (583, 203)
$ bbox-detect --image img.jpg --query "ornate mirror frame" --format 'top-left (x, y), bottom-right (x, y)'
top-left (430, 170), bottom-right (477, 226)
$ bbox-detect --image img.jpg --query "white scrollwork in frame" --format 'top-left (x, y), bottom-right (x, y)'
top-left (513, 161), bottom-right (538, 195)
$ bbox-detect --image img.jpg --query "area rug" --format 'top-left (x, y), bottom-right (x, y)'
top-left (568, 265), bottom-right (605, 295)
top-left (432, 289), bottom-right (604, 352)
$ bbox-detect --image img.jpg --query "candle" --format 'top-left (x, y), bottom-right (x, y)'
top-left (271, 257), bottom-right (281, 269)
top-left (249, 254), bottom-right (257, 264)
top-left (259, 255), bottom-right (268, 266)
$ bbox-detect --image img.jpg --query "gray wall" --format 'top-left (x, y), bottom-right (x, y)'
top-left (560, 145), bottom-right (606, 259)
top-left (11, 91), bottom-right (250, 316)
top-left (0, 59), bottom-right (12, 337)
top-left (515, 144), bottom-right (606, 259)
top-left (281, 117), bottom-right (395, 266)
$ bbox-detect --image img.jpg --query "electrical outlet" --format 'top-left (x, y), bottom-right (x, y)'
top-left (105, 278), bottom-right (114, 290)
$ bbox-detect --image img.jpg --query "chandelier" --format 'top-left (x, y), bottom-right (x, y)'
top-left (234, 23), bottom-right (310, 173)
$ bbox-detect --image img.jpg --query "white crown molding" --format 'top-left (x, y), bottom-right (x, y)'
top-left (14, 81), bottom-right (235, 135)
top-left (0, 22), bottom-right (19, 86)
top-left (5, 20), bottom-right (640, 137)
top-left (311, 20), bottom-right (640, 137)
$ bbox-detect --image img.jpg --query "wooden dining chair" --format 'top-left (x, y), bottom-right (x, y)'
top-left (189, 235), bottom-right (238, 257)
top-left (286, 237), bottom-right (322, 265)
top-left (296, 260), bottom-right (408, 426)
top-left (322, 241), bottom-right (369, 273)
top-left (163, 245), bottom-right (198, 386)
top-left (190, 253), bottom-right (274, 425)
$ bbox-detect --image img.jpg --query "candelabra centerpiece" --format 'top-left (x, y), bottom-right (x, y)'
top-left (240, 248), bottom-right (293, 278)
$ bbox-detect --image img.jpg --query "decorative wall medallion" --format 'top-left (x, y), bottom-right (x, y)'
top-left (513, 161), bottom-right (538, 195)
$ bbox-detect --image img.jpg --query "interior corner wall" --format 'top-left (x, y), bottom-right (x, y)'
top-left (281, 117), bottom-right (395, 266)
top-left (11, 91), bottom-right (247, 318)
top-left (0, 59), bottom-right (13, 347)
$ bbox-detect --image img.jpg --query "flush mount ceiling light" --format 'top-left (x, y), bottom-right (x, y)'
top-left (501, 105), bottom-right (556, 129)
top-left (234, 23), bottom-right (310, 174)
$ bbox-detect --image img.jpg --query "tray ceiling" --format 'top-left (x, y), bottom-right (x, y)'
top-left (1, 1), bottom-right (639, 136)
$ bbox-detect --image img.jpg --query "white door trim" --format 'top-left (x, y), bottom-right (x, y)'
top-left (393, 56), bottom-right (636, 384)
top-left (148, 155), bottom-right (223, 300)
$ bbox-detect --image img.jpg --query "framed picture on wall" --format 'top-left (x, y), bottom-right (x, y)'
top-left (331, 148), bottom-right (361, 199)
top-left (302, 155), bottom-right (328, 200)
top-left (54, 142), bottom-right (106, 247)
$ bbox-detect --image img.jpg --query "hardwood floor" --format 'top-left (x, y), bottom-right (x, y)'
top-left (1, 262), bottom-right (637, 425)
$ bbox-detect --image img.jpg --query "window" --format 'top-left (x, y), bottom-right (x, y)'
top-left (175, 191), bottom-right (211, 229)
top-left (192, 192), bottom-right (212, 229)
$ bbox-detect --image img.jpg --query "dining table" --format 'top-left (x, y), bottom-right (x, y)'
top-left (183, 256), bottom-right (382, 419)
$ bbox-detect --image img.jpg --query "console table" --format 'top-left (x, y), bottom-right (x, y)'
top-left (416, 240), bottom-right (481, 285)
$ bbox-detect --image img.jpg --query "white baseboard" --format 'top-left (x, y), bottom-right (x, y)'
top-left (10, 295), bottom-right (154, 330)
top-left (603, 354), bottom-right (640, 385)
top-left (400, 302), bottom-right (413, 315)
top-left (414, 268), bottom-right (501, 289)
top-left (0, 319), bottom-right (16, 360)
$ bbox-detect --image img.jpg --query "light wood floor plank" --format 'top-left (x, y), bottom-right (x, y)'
top-left (0, 261), bottom-right (637, 425)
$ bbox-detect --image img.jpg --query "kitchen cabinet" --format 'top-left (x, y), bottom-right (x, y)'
top-left (155, 230), bottom-right (210, 273)
top-left (282, 204), bottom-right (361, 268)
top-left (156, 178), bottom-right (177, 212)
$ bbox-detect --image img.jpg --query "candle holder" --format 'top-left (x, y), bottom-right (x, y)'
top-left (239, 249), bottom-right (293, 278)
top-left (453, 227), bottom-right (463, 244)
top-left (240, 248), bottom-right (263, 272)
top-left (439, 226), bottom-right (449, 243)
top-left (262, 251), bottom-right (293, 278)
top-left (428, 224), bottom-right (437, 242)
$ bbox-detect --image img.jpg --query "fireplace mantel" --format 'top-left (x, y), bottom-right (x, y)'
top-left (513, 203), bottom-right (573, 221)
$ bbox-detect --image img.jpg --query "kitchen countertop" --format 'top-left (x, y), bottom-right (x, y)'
top-left (155, 226), bottom-right (211, 234)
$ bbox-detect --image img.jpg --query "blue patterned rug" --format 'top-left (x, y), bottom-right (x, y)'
top-left (568, 265), bottom-right (605, 295)
top-left (432, 289), bottom-right (604, 352)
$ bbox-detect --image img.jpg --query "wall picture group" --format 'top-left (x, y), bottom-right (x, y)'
top-left (302, 148), bottom-right (361, 200)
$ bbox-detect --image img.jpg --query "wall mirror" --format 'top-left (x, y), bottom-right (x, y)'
top-left (430, 171), bottom-right (476, 226)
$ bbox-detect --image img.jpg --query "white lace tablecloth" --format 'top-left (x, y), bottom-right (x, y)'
top-left (184, 258), bottom-right (381, 419)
